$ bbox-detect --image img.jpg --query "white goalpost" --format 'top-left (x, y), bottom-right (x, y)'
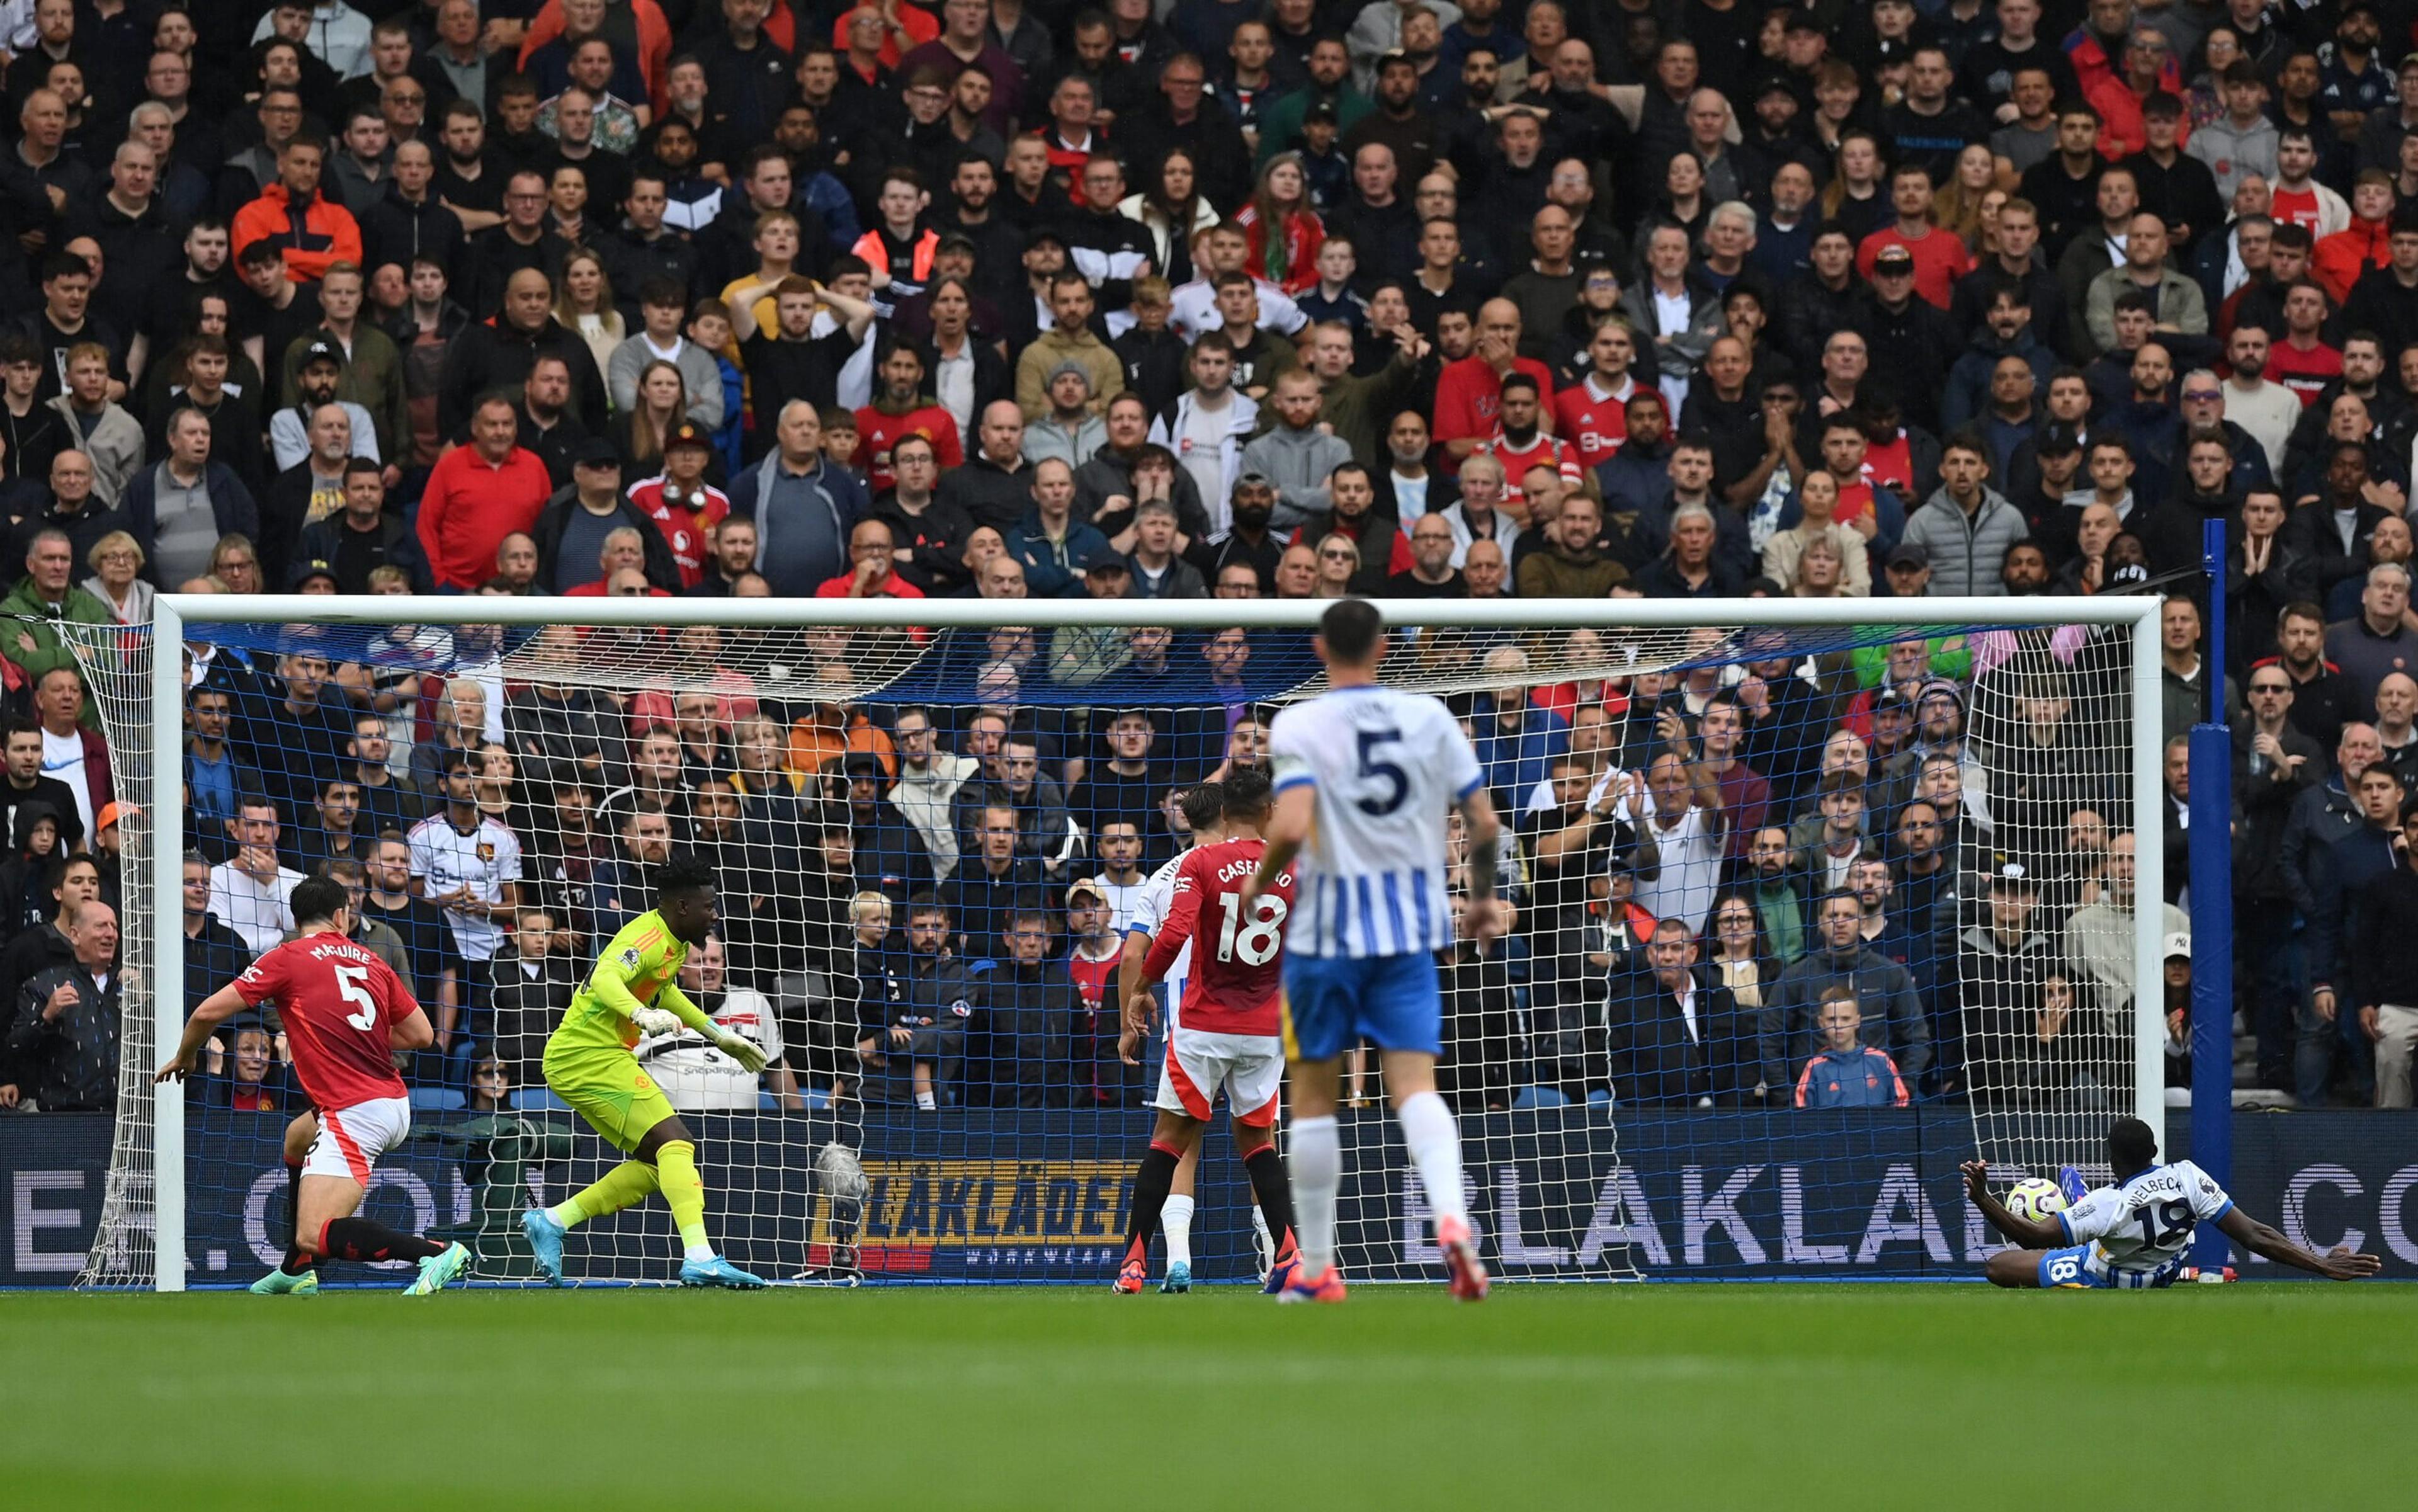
top-left (66, 592), bottom-right (2162, 1290)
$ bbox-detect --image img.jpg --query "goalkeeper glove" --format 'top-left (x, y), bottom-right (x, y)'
top-left (707, 1025), bottom-right (770, 1074)
top-left (631, 1006), bottom-right (683, 1038)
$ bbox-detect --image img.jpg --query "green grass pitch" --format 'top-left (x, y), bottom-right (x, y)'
top-left (7, 1283), bottom-right (2407, 1509)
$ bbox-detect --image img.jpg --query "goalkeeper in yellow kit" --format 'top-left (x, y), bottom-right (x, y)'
top-left (521, 857), bottom-right (771, 1287)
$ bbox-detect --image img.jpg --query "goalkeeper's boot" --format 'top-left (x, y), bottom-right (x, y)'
top-left (248, 1268), bottom-right (317, 1297)
top-left (521, 1208), bottom-right (567, 1287)
top-left (404, 1242), bottom-right (472, 1296)
top-left (1159, 1260), bottom-right (1192, 1294)
top-left (1439, 1214), bottom-right (1490, 1302)
top-left (2057, 1165), bottom-right (2089, 1206)
top-left (1113, 1256), bottom-right (1149, 1294)
top-left (1274, 1263), bottom-right (1346, 1304)
top-left (679, 1254), bottom-right (767, 1289)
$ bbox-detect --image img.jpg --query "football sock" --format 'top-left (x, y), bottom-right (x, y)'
top-left (551, 1158), bottom-right (659, 1230)
top-left (1243, 1145), bottom-right (1296, 1258)
top-left (278, 1161), bottom-right (303, 1249)
top-left (1121, 1142), bottom-right (1181, 1266)
top-left (280, 1246), bottom-right (312, 1276)
top-left (655, 1140), bottom-right (715, 1261)
top-left (1397, 1091), bottom-right (1470, 1225)
top-left (1290, 1114), bottom-right (1341, 1277)
top-left (317, 1217), bottom-right (445, 1265)
top-left (1161, 1194), bottom-right (1195, 1268)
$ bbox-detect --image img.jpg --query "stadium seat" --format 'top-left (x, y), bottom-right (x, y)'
top-left (1511, 1086), bottom-right (1570, 1110)
top-left (513, 1089), bottom-right (572, 1113)
top-left (409, 1087), bottom-right (466, 1111)
top-left (1586, 1088), bottom-right (1613, 1107)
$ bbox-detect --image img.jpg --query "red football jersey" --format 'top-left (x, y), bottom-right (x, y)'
top-left (1142, 838), bottom-right (1297, 1037)
top-left (629, 476), bottom-right (731, 589)
top-left (1553, 380), bottom-right (1649, 470)
top-left (235, 931), bottom-right (419, 1110)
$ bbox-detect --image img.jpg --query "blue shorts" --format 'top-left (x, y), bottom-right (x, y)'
top-left (1281, 952), bottom-right (1442, 1062)
top-left (2035, 1242), bottom-right (2183, 1290)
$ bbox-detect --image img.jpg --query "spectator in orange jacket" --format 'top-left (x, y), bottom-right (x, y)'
top-left (231, 137), bottom-right (364, 287)
top-left (2313, 173), bottom-right (2397, 303)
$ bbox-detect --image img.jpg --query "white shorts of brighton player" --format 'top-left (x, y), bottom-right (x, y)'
top-left (1154, 1028), bottom-right (1283, 1127)
top-left (302, 1096), bottom-right (413, 1183)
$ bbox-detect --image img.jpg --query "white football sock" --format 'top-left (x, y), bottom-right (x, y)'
top-left (1397, 1091), bottom-right (1469, 1226)
top-left (1290, 1114), bottom-right (1341, 1276)
top-left (1161, 1195), bottom-right (1195, 1267)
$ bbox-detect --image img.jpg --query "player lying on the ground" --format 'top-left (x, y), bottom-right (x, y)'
top-left (1113, 779), bottom-right (1274, 1290)
top-left (1114, 768), bottom-right (1301, 1295)
top-left (1247, 600), bottom-right (1505, 1304)
top-left (158, 875), bottom-right (472, 1295)
top-left (521, 856), bottom-right (771, 1288)
top-left (1964, 1117), bottom-right (2383, 1288)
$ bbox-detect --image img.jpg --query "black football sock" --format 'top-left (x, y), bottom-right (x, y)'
top-left (280, 1246), bottom-right (313, 1276)
top-left (1121, 1142), bottom-right (1182, 1266)
top-left (276, 1161), bottom-right (303, 1248)
top-left (1244, 1145), bottom-right (1297, 1259)
top-left (317, 1217), bottom-right (446, 1265)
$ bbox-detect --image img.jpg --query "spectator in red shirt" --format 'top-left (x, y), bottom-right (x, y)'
top-left (816, 516), bottom-right (928, 600)
top-left (1856, 162), bottom-right (1973, 310)
top-left (627, 421), bottom-right (730, 590)
top-left (1434, 297), bottom-right (1555, 472)
top-left (1553, 321), bottom-right (1652, 471)
top-left (562, 528), bottom-right (676, 598)
top-left (2266, 278), bottom-right (2344, 405)
top-left (853, 343), bottom-right (965, 494)
top-left (416, 394), bottom-right (552, 591)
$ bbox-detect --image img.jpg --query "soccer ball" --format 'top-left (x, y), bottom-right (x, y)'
top-left (2004, 1177), bottom-right (2068, 1224)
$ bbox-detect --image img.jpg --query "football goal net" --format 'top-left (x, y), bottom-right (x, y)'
top-left (62, 593), bottom-right (2163, 1288)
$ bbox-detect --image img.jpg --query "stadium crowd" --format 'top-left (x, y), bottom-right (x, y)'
top-left (1, 0), bottom-right (2416, 1122)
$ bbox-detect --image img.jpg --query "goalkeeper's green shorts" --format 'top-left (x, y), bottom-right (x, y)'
top-left (543, 1044), bottom-right (678, 1154)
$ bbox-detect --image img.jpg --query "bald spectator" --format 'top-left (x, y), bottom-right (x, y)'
top-left (417, 394), bottom-right (552, 591)
top-left (434, 268), bottom-right (607, 440)
top-left (1433, 298), bottom-right (1555, 467)
top-left (730, 401), bottom-right (873, 598)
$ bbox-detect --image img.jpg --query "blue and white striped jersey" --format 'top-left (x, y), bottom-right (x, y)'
top-left (1268, 684), bottom-right (1481, 959)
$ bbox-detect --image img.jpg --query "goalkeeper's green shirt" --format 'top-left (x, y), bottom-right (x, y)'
top-left (551, 911), bottom-right (706, 1055)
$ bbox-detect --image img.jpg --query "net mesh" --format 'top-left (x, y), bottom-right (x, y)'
top-left (60, 602), bottom-right (2148, 1287)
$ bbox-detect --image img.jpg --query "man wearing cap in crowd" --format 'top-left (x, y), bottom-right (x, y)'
top-left (269, 339), bottom-right (381, 474)
top-left (1021, 361), bottom-right (1109, 469)
top-left (627, 420), bottom-right (732, 591)
top-left (290, 559), bottom-right (341, 593)
top-left (533, 438), bottom-right (682, 594)
top-left (1880, 541), bottom-right (1933, 598)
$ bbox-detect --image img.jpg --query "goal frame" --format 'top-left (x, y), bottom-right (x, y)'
top-left (136, 591), bottom-right (2166, 1291)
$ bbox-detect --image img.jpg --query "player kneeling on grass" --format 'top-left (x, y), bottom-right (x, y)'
top-left (1114, 768), bottom-right (1301, 1295)
top-left (159, 876), bottom-right (472, 1295)
top-left (1965, 1117), bottom-right (2382, 1288)
top-left (521, 856), bottom-right (771, 1288)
